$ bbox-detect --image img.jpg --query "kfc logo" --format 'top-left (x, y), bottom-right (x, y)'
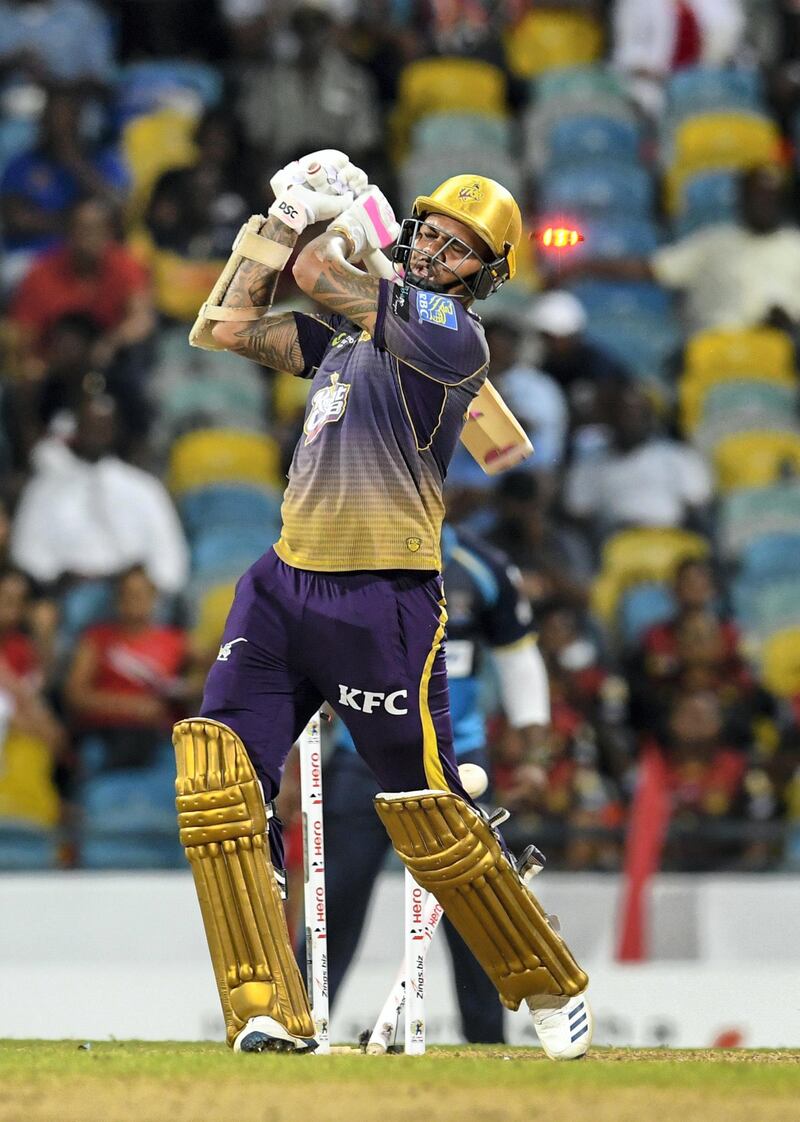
top-left (337, 685), bottom-right (408, 715)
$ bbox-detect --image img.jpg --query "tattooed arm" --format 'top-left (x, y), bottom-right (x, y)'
top-left (210, 215), bottom-right (306, 373)
top-left (292, 231), bottom-right (380, 335)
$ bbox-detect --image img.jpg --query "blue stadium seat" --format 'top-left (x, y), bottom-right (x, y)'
top-left (539, 162), bottom-right (653, 217)
top-left (400, 149), bottom-right (523, 210)
top-left (191, 525), bottom-right (274, 581)
top-left (114, 60), bottom-right (223, 126)
top-left (733, 576), bottom-right (800, 640)
top-left (566, 216), bottom-right (660, 261)
top-left (718, 481), bottom-right (800, 560)
top-left (0, 824), bottom-right (56, 870)
top-left (59, 580), bottom-right (176, 648)
top-left (77, 736), bottom-right (186, 868)
top-left (81, 835), bottom-right (183, 869)
top-left (411, 112), bottom-right (511, 154)
top-left (674, 170), bottom-right (738, 236)
top-left (739, 533), bottom-right (800, 582)
top-left (0, 117), bottom-right (36, 178)
top-left (180, 484), bottom-right (283, 541)
top-left (586, 316), bottom-right (681, 380)
top-left (59, 580), bottom-right (114, 645)
top-left (523, 91), bottom-right (638, 174)
top-left (618, 583), bottom-right (675, 647)
top-left (546, 115), bottom-right (641, 167)
top-left (535, 65), bottom-right (627, 104)
top-left (567, 280), bottom-right (672, 320)
top-left (666, 66), bottom-right (763, 122)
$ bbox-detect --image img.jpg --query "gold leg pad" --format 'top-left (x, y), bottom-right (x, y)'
top-left (173, 718), bottom-right (315, 1045)
top-left (374, 790), bottom-right (589, 1011)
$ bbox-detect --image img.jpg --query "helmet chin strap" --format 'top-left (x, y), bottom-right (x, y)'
top-left (404, 269), bottom-right (467, 297)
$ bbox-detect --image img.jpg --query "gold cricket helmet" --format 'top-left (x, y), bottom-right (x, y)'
top-left (414, 175), bottom-right (522, 277)
top-left (393, 174), bottom-right (522, 300)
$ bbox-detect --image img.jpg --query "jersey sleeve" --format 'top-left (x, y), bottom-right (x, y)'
top-left (374, 279), bottom-right (489, 385)
top-left (292, 311), bottom-right (351, 379)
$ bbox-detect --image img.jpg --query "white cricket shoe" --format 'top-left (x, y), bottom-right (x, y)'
top-left (527, 991), bottom-right (593, 1060)
top-left (233, 1015), bottom-right (318, 1054)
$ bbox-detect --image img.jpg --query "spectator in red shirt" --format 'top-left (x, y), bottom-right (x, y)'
top-left (637, 558), bottom-right (739, 682)
top-left (630, 607), bottom-right (776, 755)
top-left (493, 698), bottom-right (625, 871)
top-left (8, 197), bottom-right (156, 437)
top-left (0, 566), bottom-right (40, 683)
top-left (64, 565), bottom-right (189, 770)
top-left (0, 565), bottom-right (63, 751)
top-left (646, 690), bottom-right (748, 870)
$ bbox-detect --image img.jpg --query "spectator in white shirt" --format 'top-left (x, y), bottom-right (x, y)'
top-left (612, 0), bottom-right (746, 115)
top-left (484, 317), bottom-right (568, 474)
top-left (565, 385), bottom-right (713, 540)
top-left (560, 166), bottom-right (800, 335)
top-left (10, 395), bottom-right (189, 593)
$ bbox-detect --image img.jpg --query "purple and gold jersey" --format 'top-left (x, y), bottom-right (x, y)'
top-left (274, 280), bottom-right (489, 572)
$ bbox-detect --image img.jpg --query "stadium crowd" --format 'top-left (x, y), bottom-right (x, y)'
top-left (1, 0), bottom-right (800, 875)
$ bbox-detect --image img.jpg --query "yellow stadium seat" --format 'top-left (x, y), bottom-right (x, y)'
top-left (591, 528), bottom-right (710, 623)
top-left (760, 627), bottom-right (800, 697)
top-left (193, 582), bottom-right (236, 654)
top-left (504, 10), bottom-right (604, 78)
top-left (0, 730), bottom-right (60, 828)
top-left (273, 369), bottom-right (312, 424)
top-left (679, 328), bottom-right (796, 432)
top-left (128, 229), bottom-right (226, 322)
top-left (713, 431), bottom-right (800, 492)
top-left (681, 368), bottom-right (797, 433)
top-left (391, 57), bottom-right (508, 159)
top-left (122, 108), bottom-right (197, 223)
top-left (666, 113), bottom-right (781, 213)
top-left (684, 327), bottom-right (794, 378)
top-left (169, 429), bottom-right (281, 495)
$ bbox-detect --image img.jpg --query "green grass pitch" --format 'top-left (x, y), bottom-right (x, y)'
top-left (1, 1040), bottom-right (798, 1122)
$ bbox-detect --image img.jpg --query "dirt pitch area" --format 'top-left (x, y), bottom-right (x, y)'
top-left (1, 1041), bottom-right (798, 1122)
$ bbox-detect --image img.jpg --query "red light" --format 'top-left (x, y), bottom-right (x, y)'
top-left (534, 226), bottom-right (584, 249)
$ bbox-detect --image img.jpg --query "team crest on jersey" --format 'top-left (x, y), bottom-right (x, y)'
top-left (304, 371), bottom-right (351, 445)
top-left (406, 536), bottom-right (422, 552)
top-left (416, 291), bottom-right (458, 331)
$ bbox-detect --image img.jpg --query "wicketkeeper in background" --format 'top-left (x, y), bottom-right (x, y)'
top-left (172, 150), bottom-right (592, 1056)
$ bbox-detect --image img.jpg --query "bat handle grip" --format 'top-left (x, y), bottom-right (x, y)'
top-left (362, 247), bottom-right (395, 280)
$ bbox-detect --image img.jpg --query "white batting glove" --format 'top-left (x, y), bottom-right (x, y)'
top-left (270, 150), bottom-right (349, 197)
top-left (327, 186), bottom-right (400, 259)
top-left (268, 183), bottom-right (355, 233)
top-left (270, 150), bottom-right (367, 200)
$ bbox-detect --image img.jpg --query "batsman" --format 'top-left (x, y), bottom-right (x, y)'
top-left (172, 150), bottom-right (593, 1057)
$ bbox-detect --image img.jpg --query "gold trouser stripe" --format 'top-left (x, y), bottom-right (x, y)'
top-left (419, 596), bottom-right (449, 791)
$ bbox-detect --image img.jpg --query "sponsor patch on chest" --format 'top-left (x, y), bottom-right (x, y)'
top-left (416, 291), bottom-right (458, 330)
top-left (304, 371), bottom-right (351, 445)
top-left (330, 330), bottom-right (357, 348)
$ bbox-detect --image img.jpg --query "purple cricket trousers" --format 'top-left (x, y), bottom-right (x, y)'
top-left (200, 549), bottom-right (471, 865)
